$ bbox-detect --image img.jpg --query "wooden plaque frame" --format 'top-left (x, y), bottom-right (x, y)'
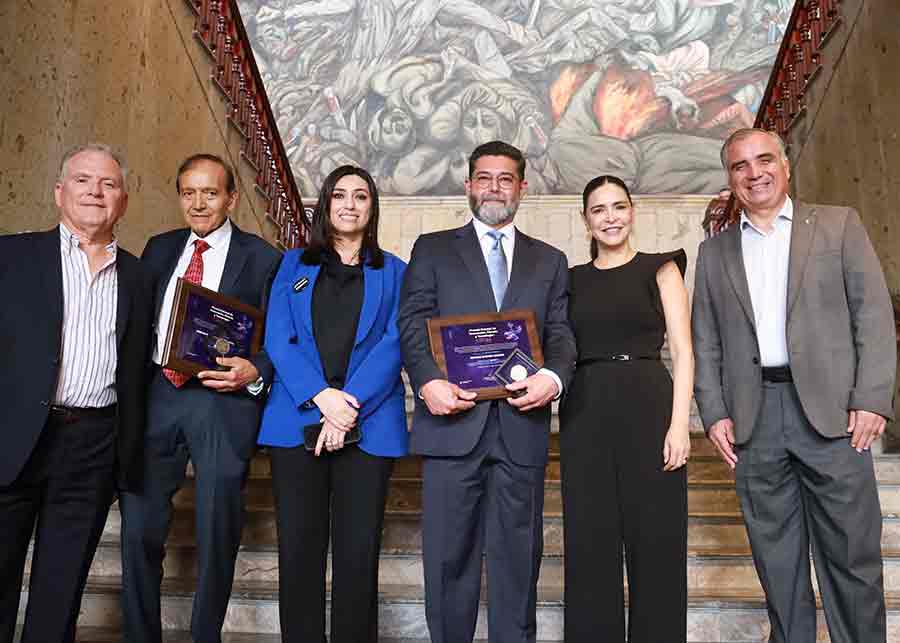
top-left (161, 278), bottom-right (264, 376)
top-left (426, 309), bottom-right (544, 400)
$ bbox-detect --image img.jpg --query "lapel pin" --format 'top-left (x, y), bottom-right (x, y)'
top-left (293, 277), bottom-right (309, 293)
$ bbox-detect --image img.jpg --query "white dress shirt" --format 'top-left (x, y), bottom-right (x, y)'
top-left (54, 223), bottom-right (119, 407)
top-left (470, 218), bottom-right (563, 397)
top-left (153, 219), bottom-right (233, 364)
top-left (740, 197), bottom-right (793, 367)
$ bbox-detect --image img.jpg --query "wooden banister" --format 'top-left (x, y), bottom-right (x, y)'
top-left (186, 0), bottom-right (308, 249)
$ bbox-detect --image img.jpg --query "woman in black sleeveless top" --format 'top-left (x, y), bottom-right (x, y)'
top-left (560, 175), bottom-right (693, 642)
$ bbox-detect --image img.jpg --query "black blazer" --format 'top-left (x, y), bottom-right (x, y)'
top-left (398, 222), bottom-right (576, 467)
top-left (141, 222), bottom-right (281, 459)
top-left (0, 228), bottom-right (153, 491)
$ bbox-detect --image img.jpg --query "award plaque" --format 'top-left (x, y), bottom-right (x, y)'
top-left (161, 278), bottom-right (264, 376)
top-left (427, 309), bottom-right (544, 400)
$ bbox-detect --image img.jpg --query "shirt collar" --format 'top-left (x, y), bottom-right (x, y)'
top-left (59, 222), bottom-right (118, 258)
top-left (471, 216), bottom-right (516, 241)
top-left (187, 217), bottom-right (232, 250)
top-left (740, 195), bottom-right (793, 236)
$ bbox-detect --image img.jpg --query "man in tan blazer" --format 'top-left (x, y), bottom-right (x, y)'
top-left (692, 128), bottom-right (895, 643)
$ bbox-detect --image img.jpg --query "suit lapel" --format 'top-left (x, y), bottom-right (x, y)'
top-left (454, 223), bottom-right (497, 311)
top-left (786, 203), bottom-right (817, 321)
top-left (38, 228), bottom-right (64, 345)
top-left (115, 258), bottom-right (132, 348)
top-left (288, 260), bottom-right (321, 341)
top-left (502, 230), bottom-right (536, 310)
top-left (154, 229), bottom-right (191, 321)
top-left (219, 222), bottom-right (248, 296)
top-left (722, 224), bottom-right (757, 331)
top-left (354, 261), bottom-right (383, 347)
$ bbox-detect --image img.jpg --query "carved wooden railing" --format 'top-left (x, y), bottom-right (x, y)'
top-left (703, 0), bottom-right (845, 236)
top-left (186, 0), bottom-right (307, 249)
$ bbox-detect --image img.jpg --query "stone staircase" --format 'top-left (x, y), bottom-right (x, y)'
top-left (18, 397), bottom-right (900, 642)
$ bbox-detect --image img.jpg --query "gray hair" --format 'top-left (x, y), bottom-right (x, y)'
top-left (58, 143), bottom-right (129, 186)
top-left (720, 128), bottom-right (787, 169)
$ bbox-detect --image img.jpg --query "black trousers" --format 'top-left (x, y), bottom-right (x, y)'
top-left (421, 404), bottom-right (546, 643)
top-left (269, 442), bottom-right (394, 643)
top-left (560, 363), bottom-right (687, 643)
top-left (119, 372), bottom-right (250, 643)
top-left (735, 382), bottom-right (885, 643)
top-left (0, 411), bottom-right (116, 643)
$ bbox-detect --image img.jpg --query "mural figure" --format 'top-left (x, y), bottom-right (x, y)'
top-left (239, 0), bottom-right (788, 195)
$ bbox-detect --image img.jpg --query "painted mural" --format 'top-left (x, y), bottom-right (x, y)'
top-left (237, 0), bottom-right (792, 196)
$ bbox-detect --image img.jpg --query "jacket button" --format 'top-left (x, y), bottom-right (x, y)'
top-left (752, 357), bottom-right (759, 365)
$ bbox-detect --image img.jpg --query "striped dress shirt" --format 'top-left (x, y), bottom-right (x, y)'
top-left (53, 224), bottom-right (119, 408)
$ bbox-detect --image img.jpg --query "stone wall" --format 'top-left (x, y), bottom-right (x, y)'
top-left (380, 194), bottom-right (710, 295)
top-left (0, 0), bottom-right (277, 255)
top-left (785, 0), bottom-right (900, 298)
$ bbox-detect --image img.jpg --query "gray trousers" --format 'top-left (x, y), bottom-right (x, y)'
top-left (735, 382), bottom-right (885, 643)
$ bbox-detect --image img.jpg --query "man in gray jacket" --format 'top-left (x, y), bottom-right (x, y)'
top-left (692, 127), bottom-right (895, 643)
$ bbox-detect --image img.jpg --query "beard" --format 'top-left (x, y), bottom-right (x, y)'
top-left (469, 194), bottom-right (519, 227)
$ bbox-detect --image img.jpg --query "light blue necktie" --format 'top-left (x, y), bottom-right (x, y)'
top-left (486, 230), bottom-right (508, 310)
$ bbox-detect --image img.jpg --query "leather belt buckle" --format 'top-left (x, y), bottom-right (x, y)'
top-left (611, 354), bottom-right (632, 361)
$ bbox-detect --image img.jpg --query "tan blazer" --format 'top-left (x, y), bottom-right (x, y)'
top-left (692, 202), bottom-right (896, 443)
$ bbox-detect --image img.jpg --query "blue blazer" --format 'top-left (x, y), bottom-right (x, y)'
top-left (258, 249), bottom-right (408, 457)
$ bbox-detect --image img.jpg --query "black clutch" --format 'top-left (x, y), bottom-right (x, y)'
top-left (303, 423), bottom-right (361, 451)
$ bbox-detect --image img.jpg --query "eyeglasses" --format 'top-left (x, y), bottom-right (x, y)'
top-left (471, 173), bottom-right (518, 191)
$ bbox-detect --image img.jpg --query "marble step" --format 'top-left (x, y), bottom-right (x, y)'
top-left (23, 580), bottom-right (900, 642)
top-left (100, 501), bottom-right (900, 555)
top-left (167, 474), bottom-right (900, 518)
top-left (70, 534), bottom-right (900, 594)
top-left (214, 433), bottom-right (898, 483)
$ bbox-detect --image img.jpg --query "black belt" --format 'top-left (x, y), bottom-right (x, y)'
top-left (762, 365), bottom-right (793, 383)
top-left (577, 353), bottom-right (660, 366)
top-left (48, 404), bottom-right (117, 425)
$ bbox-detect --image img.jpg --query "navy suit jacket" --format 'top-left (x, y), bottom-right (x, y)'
top-left (258, 249), bottom-right (408, 457)
top-left (398, 222), bottom-right (577, 467)
top-left (0, 228), bottom-right (153, 490)
top-left (141, 222), bottom-right (281, 460)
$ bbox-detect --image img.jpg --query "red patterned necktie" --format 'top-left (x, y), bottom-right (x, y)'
top-left (163, 239), bottom-right (210, 387)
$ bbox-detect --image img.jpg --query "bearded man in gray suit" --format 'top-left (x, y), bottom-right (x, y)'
top-left (692, 127), bottom-right (896, 642)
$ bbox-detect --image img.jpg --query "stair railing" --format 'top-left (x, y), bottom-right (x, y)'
top-left (186, 0), bottom-right (308, 249)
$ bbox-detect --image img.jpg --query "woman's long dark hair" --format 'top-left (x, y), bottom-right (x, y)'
top-left (302, 165), bottom-right (384, 268)
top-left (581, 174), bottom-right (633, 260)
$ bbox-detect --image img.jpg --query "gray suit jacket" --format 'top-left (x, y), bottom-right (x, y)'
top-left (398, 222), bottom-right (577, 466)
top-left (692, 202), bottom-right (896, 443)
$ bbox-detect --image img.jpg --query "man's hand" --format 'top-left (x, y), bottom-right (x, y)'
top-left (708, 417), bottom-right (738, 469)
top-left (198, 357), bottom-right (260, 393)
top-left (848, 409), bottom-right (887, 452)
top-left (420, 379), bottom-right (477, 416)
top-left (312, 388), bottom-right (359, 431)
top-left (506, 373), bottom-right (558, 412)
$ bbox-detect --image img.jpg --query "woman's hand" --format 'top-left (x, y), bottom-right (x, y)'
top-left (314, 421), bottom-right (348, 456)
top-left (312, 388), bottom-right (360, 431)
top-left (663, 424), bottom-right (691, 471)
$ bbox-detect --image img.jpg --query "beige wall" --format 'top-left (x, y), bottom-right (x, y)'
top-left (786, 0), bottom-right (900, 298)
top-left (0, 0), bottom-right (277, 255)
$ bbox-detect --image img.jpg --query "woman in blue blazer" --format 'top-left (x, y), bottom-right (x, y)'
top-left (259, 165), bottom-right (407, 643)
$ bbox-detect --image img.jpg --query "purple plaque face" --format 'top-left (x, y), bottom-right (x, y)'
top-left (440, 319), bottom-right (533, 390)
top-left (176, 290), bottom-right (257, 369)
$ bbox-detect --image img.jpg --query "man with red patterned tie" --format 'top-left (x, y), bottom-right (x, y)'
top-left (119, 154), bottom-right (281, 643)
